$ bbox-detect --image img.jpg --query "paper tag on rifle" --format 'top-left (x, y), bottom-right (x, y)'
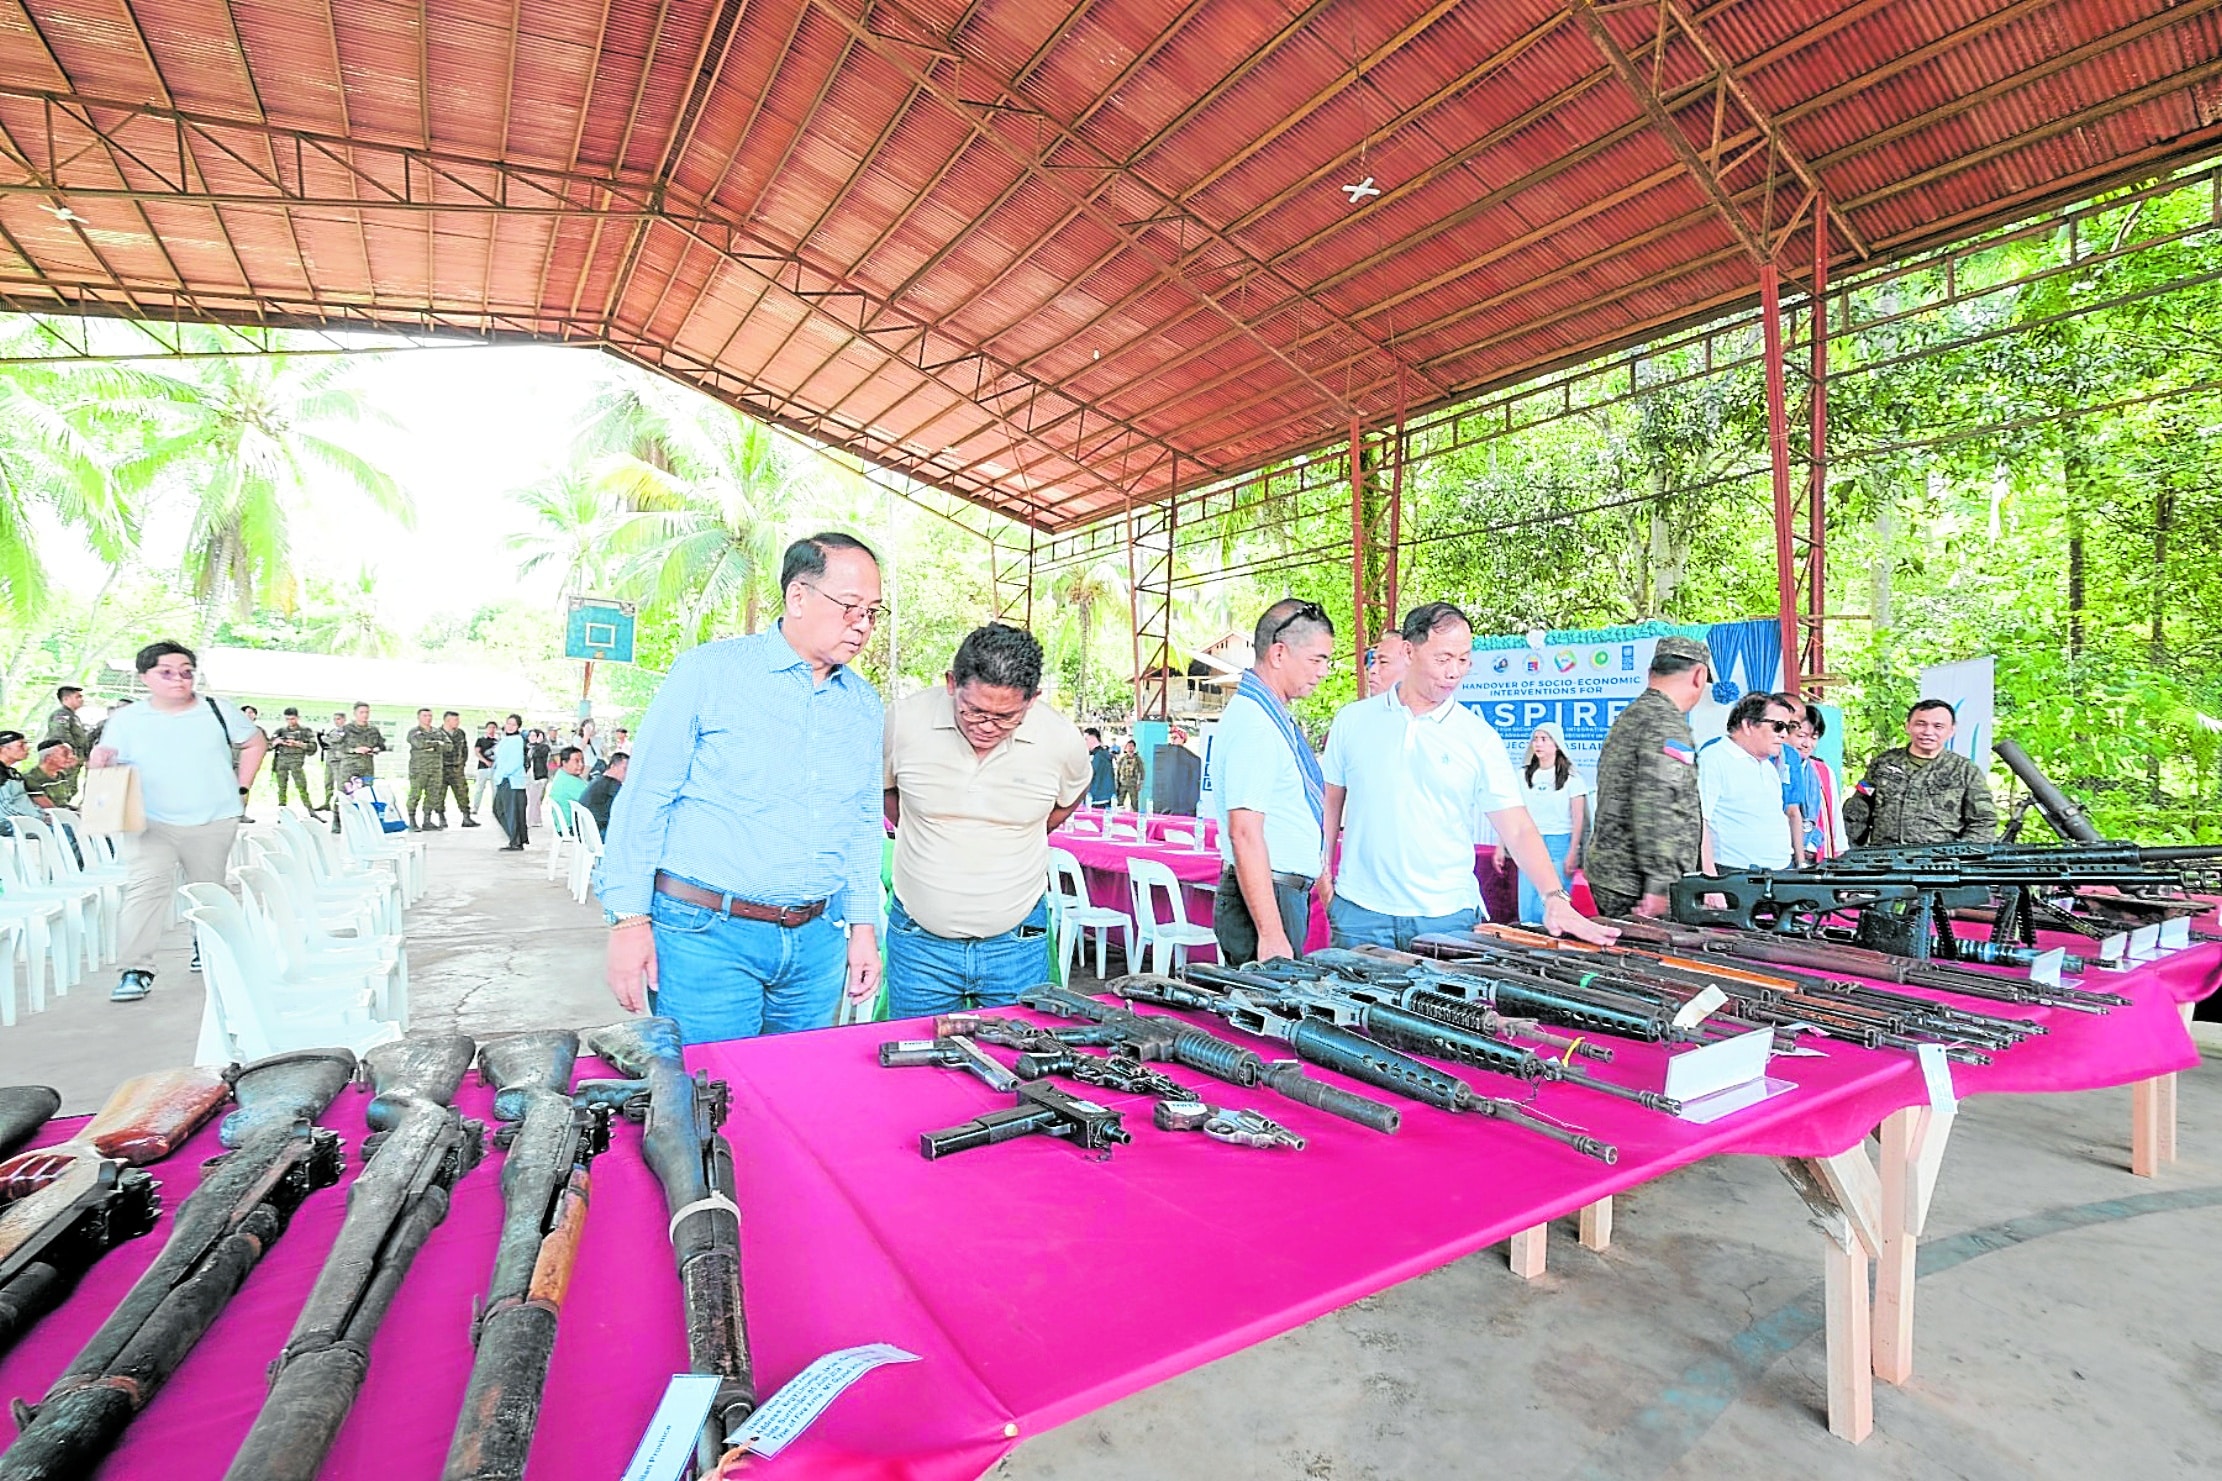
top-left (1916, 1044), bottom-right (1958, 1114)
top-left (724, 1344), bottom-right (922, 1459)
top-left (1670, 986), bottom-right (1728, 1029)
top-left (620, 1373), bottom-right (724, 1481)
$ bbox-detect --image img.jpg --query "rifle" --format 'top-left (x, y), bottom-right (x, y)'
top-left (225, 1034), bottom-right (485, 1481)
top-left (0, 1067), bottom-right (230, 1204)
top-left (1111, 974), bottom-right (1619, 1163)
top-left (0, 1050), bottom-right (356, 1481)
top-left (583, 1017), bottom-right (754, 1472)
top-left (1016, 986), bottom-right (1403, 1133)
top-left (443, 1032), bottom-right (611, 1481)
top-left (0, 1089), bottom-right (59, 1162)
top-left (920, 1080), bottom-right (1131, 1159)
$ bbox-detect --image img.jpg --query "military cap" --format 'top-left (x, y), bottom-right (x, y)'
top-left (1651, 635), bottom-right (1713, 669)
top-left (283, 706), bottom-right (300, 717)
top-left (0, 730), bottom-right (23, 746)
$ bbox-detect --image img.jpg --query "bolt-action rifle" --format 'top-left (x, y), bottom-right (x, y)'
top-left (0, 1089), bottom-right (60, 1163)
top-left (225, 1034), bottom-right (485, 1481)
top-left (0, 1050), bottom-right (356, 1481)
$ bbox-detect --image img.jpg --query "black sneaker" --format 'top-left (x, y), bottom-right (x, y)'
top-left (112, 970), bottom-right (153, 1002)
top-left (461, 816), bottom-right (482, 828)
top-left (190, 943), bottom-right (202, 973)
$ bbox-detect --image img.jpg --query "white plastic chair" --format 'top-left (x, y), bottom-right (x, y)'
top-left (30, 815), bottom-right (125, 964)
top-left (183, 885), bottom-right (401, 1065)
top-left (272, 814), bottom-right (404, 935)
top-left (337, 795), bottom-right (427, 903)
top-left (567, 807), bottom-right (604, 905)
top-left (1126, 856), bottom-right (1218, 974)
top-left (1047, 846), bottom-right (1132, 981)
top-left (0, 825), bottom-right (97, 985)
top-left (0, 883), bottom-right (65, 1025)
top-left (544, 803), bottom-right (578, 882)
top-left (238, 863), bottom-right (409, 1029)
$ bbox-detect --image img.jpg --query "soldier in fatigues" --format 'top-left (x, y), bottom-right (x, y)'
top-left (331, 702), bottom-right (386, 832)
top-left (1585, 636), bottom-right (1716, 919)
top-left (269, 707), bottom-right (320, 812)
top-left (438, 710), bottom-right (478, 827)
top-left (1844, 699), bottom-right (1999, 846)
top-left (320, 710), bottom-right (350, 814)
top-left (404, 707), bottom-right (446, 830)
top-left (39, 685), bottom-right (90, 805)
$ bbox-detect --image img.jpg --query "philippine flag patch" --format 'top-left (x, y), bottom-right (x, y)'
top-left (1853, 780), bottom-right (1873, 796)
top-left (1661, 741), bottom-right (1695, 765)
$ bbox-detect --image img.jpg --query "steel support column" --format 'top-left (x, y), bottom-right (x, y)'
top-left (1803, 198), bottom-right (1831, 688)
top-left (989, 529), bottom-right (1035, 628)
top-left (1760, 261), bottom-right (1801, 693)
top-left (1128, 461), bottom-right (1176, 722)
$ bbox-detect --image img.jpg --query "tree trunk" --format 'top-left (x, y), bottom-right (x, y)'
top-left (1076, 601), bottom-right (1093, 716)
top-left (2064, 446), bottom-right (2088, 660)
top-left (2148, 487), bottom-right (2173, 805)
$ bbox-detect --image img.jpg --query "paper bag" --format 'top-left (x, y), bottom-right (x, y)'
top-left (78, 765), bottom-right (146, 834)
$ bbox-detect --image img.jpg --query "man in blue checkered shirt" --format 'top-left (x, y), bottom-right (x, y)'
top-left (599, 532), bottom-right (889, 1041)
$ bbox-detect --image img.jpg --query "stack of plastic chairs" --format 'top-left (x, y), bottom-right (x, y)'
top-left (334, 792), bottom-right (427, 904)
top-left (183, 884), bottom-right (401, 1065)
top-left (567, 808), bottom-right (604, 905)
top-left (267, 814), bottom-right (404, 939)
top-left (0, 861), bottom-right (67, 1025)
top-left (26, 815), bottom-right (126, 964)
top-left (236, 862), bottom-right (408, 1030)
top-left (0, 819), bottom-right (106, 986)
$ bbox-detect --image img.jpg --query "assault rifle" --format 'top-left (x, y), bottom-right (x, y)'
top-left (444, 1032), bottom-right (611, 1481)
top-left (0, 1050), bottom-right (356, 1481)
top-left (0, 1089), bottom-right (59, 1162)
top-left (1112, 974), bottom-right (1618, 1163)
top-left (1016, 986), bottom-right (1403, 1133)
top-left (226, 1034), bottom-right (485, 1481)
top-left (0, 1071), bottom-right (229, 1358)
top-left (583, 1017), bottom-right (754, 1472)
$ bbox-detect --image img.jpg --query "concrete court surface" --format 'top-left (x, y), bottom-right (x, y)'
top-left (8, 825), bottom-right (2221, 1479)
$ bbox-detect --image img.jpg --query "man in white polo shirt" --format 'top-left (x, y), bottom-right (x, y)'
top-left (1698, 692), bottom-right (1802, 869)
top-left (1211, 598), bottom-right (1335, 964)
top-left (1320, 602), bottom-right (1618, 951)
top-left (884, 622), bottom-right (1092, 1017)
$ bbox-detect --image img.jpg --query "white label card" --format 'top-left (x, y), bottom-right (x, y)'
top-left (2100, 933), bottom-right (2127, 965)
top-left (1916, 1043), bottom-right (1959, 1113)
top-left (620, 1374), bottom-right (724, 1481)
top-left (2162, 917), bottom-right (2191, 950)
top-left (2030, 948), bottom-right (2064, 989)
top-left (1671, 986), bottom-right (1729, 1029)
top-left (726, 1344), bottom-right (922, 1459)
top-left (2130, 923), bottom-right (2161, 960)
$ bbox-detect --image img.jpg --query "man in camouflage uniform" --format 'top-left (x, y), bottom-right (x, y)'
top-left (40, 686), bottom-right (90, 805)
top-left (1113, 739), bottom-right (1144, 810)
top-left (404, 707), bottom-right (446, 830)
top-left (319, 710), bottom-right (350, 814)
top-left (1844, 699), bottom-right (1999, 846)
top-left (330, 701), bottom-right (386, 832)
top-left (1585, 636), bottom-right (1716, 919)
top-left (269, 707), bottom-right (320, 812)
top-left (438, 710), bottom-right (478, 827)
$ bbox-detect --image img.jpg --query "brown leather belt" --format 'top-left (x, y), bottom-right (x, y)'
top-left (655, 872), bottom-right (829, 928)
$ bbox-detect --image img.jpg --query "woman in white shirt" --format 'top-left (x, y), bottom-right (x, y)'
top-left (1501, 722), bottom-right (1592, 925)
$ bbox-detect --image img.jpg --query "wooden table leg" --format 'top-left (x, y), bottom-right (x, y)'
top-left (2134, 1002), bottom-right (2198, 1176)
top-left (1874, 1105), bottom-right (1954, 1385)
top-left (1509, 1223), bottom-right (1547, 1279)
top-left (1780, 1149), bottom-right (1883, 1443)
top-left (1578, 1196), bottom-right (1613, 1251)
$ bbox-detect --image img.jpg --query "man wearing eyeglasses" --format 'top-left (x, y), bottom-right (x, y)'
top-left (1211, 599), bottom-right (1336, 963)
top-left (600, 531), bottom-right (889, 1041)
top-left (1697, 693), bottom-right (1803, 870)
top-left (882, 622), bottom-right (1091, 1016)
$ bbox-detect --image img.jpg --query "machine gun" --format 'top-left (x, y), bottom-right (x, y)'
top-left (584, 1017), bottom-right (754, 1472)
top-left (1016, 986), bottom-right (1402, 1133)
top-left (0, 1070), bottom-right (230, 1358)
top-left (0, 1089), bottom-right (59, 1162)
top-left (225, 1034), bottom-right (484, 1481)
top-left (443, 1032), bottom-right (611, 1481)
top-left (1191, 959), bottom-right (1681, 1115)
top-left (0, 1050), bottom-right (356, 1481)
top-left (1112, 974), bottom-right (1618, 1163)
top-left (919, 1080), bottom-right (1131, 1159)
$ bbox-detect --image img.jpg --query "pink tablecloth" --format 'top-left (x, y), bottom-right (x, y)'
top-left (5, 944), bottom-right (2213, 1480)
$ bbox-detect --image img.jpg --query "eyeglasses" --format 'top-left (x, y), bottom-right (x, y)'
top-left (1266, 600), bottom-right (1330, 647)
top-left (1762, 718), bottom-right (1795, 734)
top-left (801, 583), bottom-right (889, 626)
top-left (147, 666), bottom-right (195, 681)
top-left (955, 700), bottom-right (1029, 733)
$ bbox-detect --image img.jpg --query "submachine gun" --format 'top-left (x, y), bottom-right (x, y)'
top-left (225, 1034), bottom-right (485, 1481)
top-left (0, 1050), bottom-right (357, 1481)
top-left (582, 1017), bottom-right (754, 1474)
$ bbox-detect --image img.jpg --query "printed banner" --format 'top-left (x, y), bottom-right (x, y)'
top-left (1919, 655), bottom-right (1995, 762)
top-left (1455, 619), bottom-right (1784, 775)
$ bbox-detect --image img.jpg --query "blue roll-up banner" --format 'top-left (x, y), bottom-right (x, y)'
top-left (1455, 619), bottom-right (1784, 775)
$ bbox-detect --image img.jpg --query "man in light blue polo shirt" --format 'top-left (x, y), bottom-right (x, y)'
top-left (1320, 602), bottom-right (1619, 951)
top-left (1211, 599), bottom-right (1336, 963)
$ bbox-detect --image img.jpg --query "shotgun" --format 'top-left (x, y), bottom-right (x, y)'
top-left (443, 1031), bottom-right (610, 1481)
top-left (0, 1049), bottom-right (356, 1481)
top-left (224, 1034), bottom-right (485, 1481)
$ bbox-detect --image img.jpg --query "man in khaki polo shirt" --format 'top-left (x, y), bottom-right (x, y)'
top-left (883, 622), bottom-right (1092, 1017)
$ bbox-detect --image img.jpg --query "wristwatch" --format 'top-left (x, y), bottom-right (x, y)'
top-left (605, 911), bottom-right (650, 931)
top-left (1544, 887), bottom-right (1572, 906)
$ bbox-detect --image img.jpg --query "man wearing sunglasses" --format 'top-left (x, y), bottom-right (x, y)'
top-left (882, 622), bottom-right (1091, 1015)
top-left (599, 531), bottom-right (889, 1041)
top-left (1697, 692), bottom-right (1803, 870)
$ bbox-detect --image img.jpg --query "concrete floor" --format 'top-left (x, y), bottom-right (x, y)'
top-left (9, 826), bottom-right (2220, 1478)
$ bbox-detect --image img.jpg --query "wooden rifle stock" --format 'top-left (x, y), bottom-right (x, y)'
top-left (0, 1068), bottom-right (229, 1204)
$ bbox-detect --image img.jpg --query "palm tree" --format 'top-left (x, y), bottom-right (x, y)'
top-left (507, 473), bottom-right (620, 601)
top-left (0, 320), bottom-right (141, 616)
top-left (1050, 559), bottom-right (1126, 716)
top-left (114, 330), bottom-right (411, 634)
top-left (304, 567), bottom-right (403, 657)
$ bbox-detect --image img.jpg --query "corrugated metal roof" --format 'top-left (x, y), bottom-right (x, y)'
top-left (0, 0), bottom-right (2217, 532)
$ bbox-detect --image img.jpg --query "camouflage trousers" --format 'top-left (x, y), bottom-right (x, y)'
top-left (442, 771), bottom-right (472, 820)
top-left (272, 763), bottom-right (316, 811)
top-left (407, 771), bottom-right (444, 822)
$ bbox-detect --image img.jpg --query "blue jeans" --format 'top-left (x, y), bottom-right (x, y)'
top-left (885, 894), bottom-right (1050, 1019)
top-left (1326, 895), bottom-right (1478, 951)
top-left (1517, 832), bottom-right (1575, 925)
top-left (647, 887), bottom-right (846, 1042)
